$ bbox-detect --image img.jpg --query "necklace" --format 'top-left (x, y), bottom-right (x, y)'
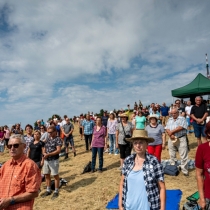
top-left (135, 155), bottom-right (143, 168)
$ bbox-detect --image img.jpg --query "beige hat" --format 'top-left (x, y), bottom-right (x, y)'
top-left (148, 114), bottom-right (159, 120)
top-left (119, 113), bottom-right (129, 118)
top-left (126, 130), bottom-right (154, 143)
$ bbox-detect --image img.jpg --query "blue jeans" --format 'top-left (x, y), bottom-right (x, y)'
top-left (91, 147), bottom-right (104, 171)
top-left (108, 134), bottom-right (119, 154)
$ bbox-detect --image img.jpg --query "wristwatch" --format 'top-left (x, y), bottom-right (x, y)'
top-left (10, 197), bottom-right (15, 205)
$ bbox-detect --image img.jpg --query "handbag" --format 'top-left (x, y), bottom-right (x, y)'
top-left (120, 120), bottom-right (131, 144)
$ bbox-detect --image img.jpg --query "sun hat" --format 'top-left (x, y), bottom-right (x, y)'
top-left (126, 130), bottom-right (154, 143)
top-left (148, 114), bottom-right (158, 120)
top-left (109, 111), bottom-right (114, 114)
top-left (119, 113), bottom-right (129, 118)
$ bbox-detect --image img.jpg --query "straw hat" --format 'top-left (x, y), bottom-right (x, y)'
top-left (126, 130), bottom-right (154, 143)
top-left (148, 114), bottom-right (159, 120)
top-left (119, 113), bottom-right (129, 118)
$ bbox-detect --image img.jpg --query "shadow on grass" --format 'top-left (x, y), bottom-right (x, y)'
top-left (106, 161), bottom-right (119, 170)
top-left (189, 142), bottom-right (198, 150)
top-left (63, 177), bottom-right (97, 192)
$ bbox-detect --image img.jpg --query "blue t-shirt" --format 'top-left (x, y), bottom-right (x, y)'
top-left (160, 106), bottom-right (169, 116)
top-left (126, 169), bottom-right (150, 210)
top-left (135, 116), bottom-right (146, 129)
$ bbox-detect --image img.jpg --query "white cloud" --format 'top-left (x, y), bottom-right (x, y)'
top-left (0, 0), bottom-right (210, 126)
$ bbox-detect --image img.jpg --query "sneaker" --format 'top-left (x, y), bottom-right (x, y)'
top-left (114, 153), bottom-right (118, 155)
top-left (41, 191), bottom-right (52, 198)
top-left (51, 191), bottom-right (59, 200)
top-left (108, 153), bottom-right (112, 155)
top-left (183, 172), bottom-right (189, 177)
top-left (64, 155), bottom-right (68, 160)
top-left (91, 169), bottom-right (96, 173)
top-left (98, 170), bottom-right (102, 173)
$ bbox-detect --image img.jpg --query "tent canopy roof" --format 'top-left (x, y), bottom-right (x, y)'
top-left (171, 73), bottom-right (210, 98)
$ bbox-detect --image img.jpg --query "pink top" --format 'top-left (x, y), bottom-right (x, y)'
top-left (92, 126), bottom-right (106, 148)
top-left (0, 131), bottom-right (5, 139)
top-left (4, 129), bottom-right (10, 139)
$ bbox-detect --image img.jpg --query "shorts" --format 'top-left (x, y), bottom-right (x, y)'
top-left (64, 136), bottom-right (74, 147)
top-left (192, 121), bottom-right (206, 138)
top-left (119, 144), bottom-right (132, 159)
top-left (0, 145), bottom-right (4, 152)
top-left (43, 159), bottom-right (59, 176)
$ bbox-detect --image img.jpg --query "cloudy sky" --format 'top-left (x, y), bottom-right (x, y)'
top-left (0, 0), bottom-right (210, 127)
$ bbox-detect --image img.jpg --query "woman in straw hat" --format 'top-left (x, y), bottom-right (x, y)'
top-left (145, 114), bottom-right (166, 162)
top-left (118, 130), bottom-right (166, 210)
top-left (116, 113), bottom-right (133, 170)
top-left (195, 121), bottom-right (210, 209)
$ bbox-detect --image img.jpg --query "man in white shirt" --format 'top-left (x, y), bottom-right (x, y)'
top-left (185, 100), bottom-right (193, 133)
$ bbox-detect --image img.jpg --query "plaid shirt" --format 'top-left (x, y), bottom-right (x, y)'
top-left (121, 153), bottom-right (164, 210)
top-left (82, 120), bottom-right (95, 135)
top-left (165, 116), bottom-right (187, 137)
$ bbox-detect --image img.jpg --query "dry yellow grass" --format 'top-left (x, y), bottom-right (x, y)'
top-left (1, 124), bottom-right (198, 210)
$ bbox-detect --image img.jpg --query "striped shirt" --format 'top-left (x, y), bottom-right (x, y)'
top-left (165, 116), bottom-right (187, 137)
top-left (121, 153), bottom-right (164, 209)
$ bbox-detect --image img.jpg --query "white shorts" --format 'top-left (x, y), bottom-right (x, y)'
top-left (43, 159), bottom-right (59, 176)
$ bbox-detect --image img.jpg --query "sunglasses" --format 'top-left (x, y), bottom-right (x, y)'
top-left (7, 143), bottom-right (23, 149)
top-left (48, 131), bottom-right (55, 134)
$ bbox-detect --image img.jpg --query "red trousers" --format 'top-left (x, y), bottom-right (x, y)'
top-left (147, 144), bottom-right (162, 162)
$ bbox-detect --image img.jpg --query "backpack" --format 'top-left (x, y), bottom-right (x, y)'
top-left (81, 161), bottom-right (92, 174)
top-left (164, 165), bottom-right (179, 176)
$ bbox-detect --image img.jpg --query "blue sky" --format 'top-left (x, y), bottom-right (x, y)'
top-left (0, 0), bottom-right (210, 128)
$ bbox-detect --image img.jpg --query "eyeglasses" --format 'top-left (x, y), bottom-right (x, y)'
top-left (40, 128), bottom-right (44, 129)
top-left (175, 102), bottom-right (180, 104)
top-left (7, 143), bottom-right (23, 149)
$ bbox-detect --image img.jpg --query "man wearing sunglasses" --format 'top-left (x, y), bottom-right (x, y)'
top-left (0, 134), bottom-right (41, 209)
top-left (41, 125), bottom-right (62, 199)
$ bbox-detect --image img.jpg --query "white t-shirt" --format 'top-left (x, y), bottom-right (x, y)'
top-left (60, 120), bottom-right (66, 127)
top-left (185, 105), bottom-right (193, 118)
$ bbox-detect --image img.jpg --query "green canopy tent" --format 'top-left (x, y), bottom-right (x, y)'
top-left (171, 73), bottom-right (210, 101)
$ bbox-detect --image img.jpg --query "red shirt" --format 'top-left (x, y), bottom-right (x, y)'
top-left (0, 155), bottom-right (42, 210)
top-left (195, 142), bottom-right (210, 199)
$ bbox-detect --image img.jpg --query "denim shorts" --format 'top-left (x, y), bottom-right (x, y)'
top-left (64, 136), bottom-right (74, 147)
top-left (192, 121), bottom-right (206, 138)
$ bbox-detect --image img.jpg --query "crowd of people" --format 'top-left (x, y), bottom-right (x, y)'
top-left (0, 96), bottom-right (210, 209)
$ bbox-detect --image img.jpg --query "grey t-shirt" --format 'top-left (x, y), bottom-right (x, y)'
top-left (62, 123), bottom-right (74, 134)
top-left (145, 124), bottom-right (165, 146)
top-left (40, 132), bottom-right (49, 141)
top-left (116, 122), bottom-right (133, 145)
